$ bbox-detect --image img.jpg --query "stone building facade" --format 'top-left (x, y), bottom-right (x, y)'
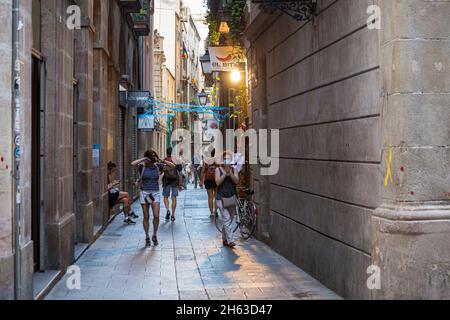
top-left (0, 0), bottom-right (153, 300)
top-left (246, 0), bottom-right (450, 299)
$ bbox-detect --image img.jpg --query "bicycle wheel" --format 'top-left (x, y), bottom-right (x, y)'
top-left (238, 201), bottom-right (257, 240)
top-left (215, 206), bottom-right (239, 234)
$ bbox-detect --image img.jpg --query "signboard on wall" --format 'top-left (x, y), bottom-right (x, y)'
top-left (209, 46), bottom-right (239, 72)
top-left (93, 144), bottom-right (100, 168)
top-left (138, 114), bottom-right (155, 131)
top-left (120, 91), bottom-right (150, 108)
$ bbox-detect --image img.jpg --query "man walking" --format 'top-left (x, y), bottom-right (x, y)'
top-left (162, 147), bottom-right (182, 222)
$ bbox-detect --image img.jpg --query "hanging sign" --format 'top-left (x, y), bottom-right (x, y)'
top-left (138, 114), bottom-right (155, 131)
top-left (121, 91), bottom-right (150, 108)
top-left (92, 144), bottom-right (100, 168)
top-left (209, 46), bottom-right (239, 72)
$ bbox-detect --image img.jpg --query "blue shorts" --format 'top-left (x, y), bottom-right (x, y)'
top-left (163, 185), bottom-right (179, 198)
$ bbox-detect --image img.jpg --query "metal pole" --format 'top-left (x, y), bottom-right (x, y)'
top-left (12, 0), bottom-right (22, 300)
top-left (39, 60), bottom-right (46, 272)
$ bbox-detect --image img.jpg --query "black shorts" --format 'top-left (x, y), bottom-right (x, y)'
top-left (204, 180), bottom-right (217, 190)
top-left (108, 191), bottom-right (120, 209)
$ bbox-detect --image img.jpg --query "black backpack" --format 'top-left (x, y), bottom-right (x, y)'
top-left (163, 158), bottom-right (178, 181)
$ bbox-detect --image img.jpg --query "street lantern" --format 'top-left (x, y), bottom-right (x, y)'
top-left (198, 89), bottom-right (208, 106)
top-left (200, 51), bottom-right (212, 75)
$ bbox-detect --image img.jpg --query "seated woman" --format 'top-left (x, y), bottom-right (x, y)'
top-left (107, 161), bottom-right (139, 225)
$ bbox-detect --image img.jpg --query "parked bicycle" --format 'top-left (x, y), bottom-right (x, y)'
top-left (214, 188), bottom-right (257, 240)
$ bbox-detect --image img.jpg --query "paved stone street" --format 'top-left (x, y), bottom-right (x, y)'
top-left (46, 186), bottom-right (340, 300)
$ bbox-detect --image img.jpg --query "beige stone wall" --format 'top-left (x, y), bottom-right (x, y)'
top-left (41, 0), bottom-right (75, 270)
top-left (0, 0), bottom-right (14, 300)
top-left (247, 0), bottom-right (380, 299)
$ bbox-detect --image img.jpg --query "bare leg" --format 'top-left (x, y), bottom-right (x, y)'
top-left (142, 204), bottom-right (150, 239)
top-left (207, 189), bottom-right (214, 215)
top-left (118, 192), bottom-right (131, 218)
top-left (164, 196), bottom-right (170, 213)
top-left (213, 189), bottom-right (218, 213)
top-left (171, 197), bottom-right (177, 217)
top-left (151, 202), bottom-right (161, 237)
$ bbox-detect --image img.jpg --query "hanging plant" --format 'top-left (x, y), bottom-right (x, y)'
top-left (230, 0), bottom-right (246, 45)
top-left (205, 10), bottom-right (220, 47)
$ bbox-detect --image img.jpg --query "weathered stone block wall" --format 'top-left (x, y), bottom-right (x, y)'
top-left (372, 0), bottom-right (450, 300)
top-left (41, 0), bottom-right (75, 270)
top-left (74, 0), bottom-right (95, 244)
top-left (248, 0), bottom-right (381, 299)
top-left (0, 0), bottom-right (14, 300)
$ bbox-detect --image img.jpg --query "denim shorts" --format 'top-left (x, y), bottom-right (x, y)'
top-left (163, 185), bottom-right (179, 198)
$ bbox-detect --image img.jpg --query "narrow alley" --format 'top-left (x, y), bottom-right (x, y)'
top-left (46, 186), bottom-right (339, 301)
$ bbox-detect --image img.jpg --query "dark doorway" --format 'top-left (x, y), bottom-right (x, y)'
top-left (31, 56), bottom-right (42, 272)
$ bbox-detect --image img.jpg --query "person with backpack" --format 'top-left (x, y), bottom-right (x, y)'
top-left (162, 147), bottom-right (182, 222)
top-left (200, 148), bottom-right (218, 219)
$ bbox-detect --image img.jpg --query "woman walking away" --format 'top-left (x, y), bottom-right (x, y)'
top-left (216, 152), bottom-right (240, 249)
top-left (132, 150), bottom-right (176, 247)
top-left (107, 161), bottom-right (138, 225)
top-left (200, 149), bottom-right (218, 218)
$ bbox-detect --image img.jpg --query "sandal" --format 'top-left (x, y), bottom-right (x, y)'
top-left (152, 236), bottom-right (159, 246)
top-left (145, 238), bottom-right (151, 247)
top-left (228, 242), bottom-right (237, 248)
top-left (165, 211), bottom-right (171, 221)
top-left (171, 216), bottom-right (176, 222)
top-left (124, 218), bottom-right (136, 225)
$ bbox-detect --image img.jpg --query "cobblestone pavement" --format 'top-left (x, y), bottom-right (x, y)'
top-left (46, 186), bottom-right (340, 300)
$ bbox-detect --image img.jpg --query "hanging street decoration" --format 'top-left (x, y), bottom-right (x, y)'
top-left (138, 98), bottom-right (231, 123)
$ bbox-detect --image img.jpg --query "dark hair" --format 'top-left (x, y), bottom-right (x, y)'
top-left (107, 161), bottom-right (116, 171)
top-left (144, 149), bottom-right (159, 163)
top-left (144, 150), bottom-right (156, 159)
top-left (167, 147), bottom-right (173, 157)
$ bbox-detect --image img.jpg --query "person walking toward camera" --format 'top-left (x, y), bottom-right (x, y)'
top-left (162, 147), bottom-right (182, 222)
top-left (216, 152), bottom-right (240, 249)
top-left (132, 150), bottom-right (176, 247)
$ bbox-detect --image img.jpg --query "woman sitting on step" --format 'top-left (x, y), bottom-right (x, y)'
top-left (107, 161), bottom-right (139, 225)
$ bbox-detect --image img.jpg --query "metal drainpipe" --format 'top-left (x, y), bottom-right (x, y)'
top-left (39, 59), bottom-right (47, 272)
top-left (12, 0), bottom-right (22, 300)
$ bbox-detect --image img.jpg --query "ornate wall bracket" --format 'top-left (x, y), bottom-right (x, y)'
top-left (252, 0), bottom-right (317, 21)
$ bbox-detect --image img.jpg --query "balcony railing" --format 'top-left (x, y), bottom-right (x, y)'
top-left (131, 11), bottom-right (150, 36)
top-left (118, 0), bottom-right (143, 13)
top-left (252, 0), bottom-right (317, 21)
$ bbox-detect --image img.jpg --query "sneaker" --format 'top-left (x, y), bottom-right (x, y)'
top-left (124, 218), bottom-right (136, 225)
top-left (129, 212), bottom-right (139, 219)
top-left (165, 211), bottom-right (171, 221)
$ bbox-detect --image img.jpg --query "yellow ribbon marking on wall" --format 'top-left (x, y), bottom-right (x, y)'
top-left (384, 144), bottom-right (393, 187)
